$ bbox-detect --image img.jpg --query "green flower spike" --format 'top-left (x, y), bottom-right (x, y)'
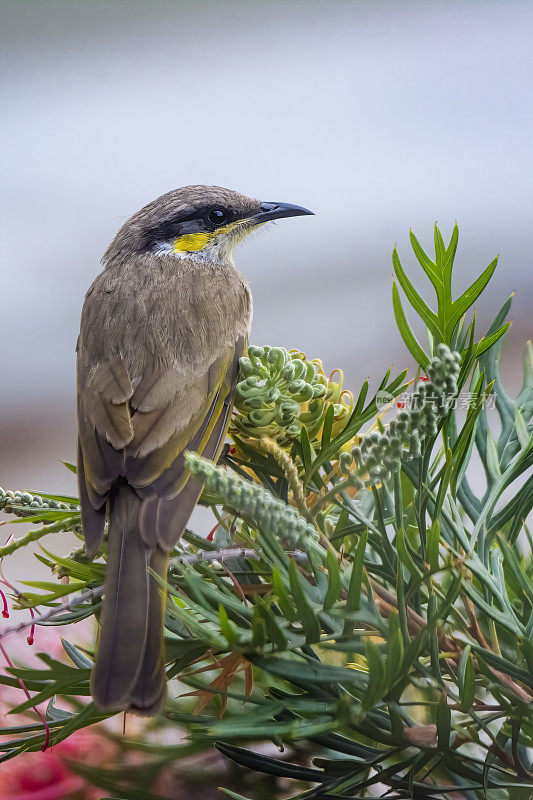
top-left (185, 451), bottom-right (320, 552)
top-left (0, 487), bottom-right (79, 518)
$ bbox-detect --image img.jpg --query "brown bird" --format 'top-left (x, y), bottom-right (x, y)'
top-left (76, 185), bottom-right (313, 715)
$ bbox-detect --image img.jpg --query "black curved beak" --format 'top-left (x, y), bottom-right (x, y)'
top-left (252, 201), bottom-right (315, 224)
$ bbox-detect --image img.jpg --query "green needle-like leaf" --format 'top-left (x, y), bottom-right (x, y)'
top-left (288, 559), bottom-right (321, 643)
top-left (323, 549), bottom-right (342, 610)
top-left (392, 280), bottom-right (430, 368)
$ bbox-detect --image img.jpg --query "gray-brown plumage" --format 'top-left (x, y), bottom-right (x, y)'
top-left (77, 185), bottom-right (313, 715)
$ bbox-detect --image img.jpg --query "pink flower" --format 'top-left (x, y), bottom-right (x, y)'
top-left (0, 620), bottom-right (113, 796)
top-left (0, 730), bottom-right (105, 800)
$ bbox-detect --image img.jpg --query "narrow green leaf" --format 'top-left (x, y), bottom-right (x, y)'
top-left (386, 612), bottom-right (404, 686)
top-left (323, 549), bottom-right (342, 610)
top-left (396, 525), bottom-right (423, 579)
top-left (60, 461), bottom-right (78, 475)
top-left (497, 533), bottom-right (533, 605)
top-left (254, 655), bottom-right (367, 689)
top-left (458, 645), bottom-right (475, 710)
top-left (433, 573), bottom-right (462, 627)
top-left (471, 323), bottom-right (511, 360)
top-left (271, 566), bottom-right (297, 622)
top-left (256, 600), bottom-right (287, 651)
top-left (343, 530), bottom-right (368, 637)
top-left (447, 257), bottom-right (499, 337)
top-left (426, 520), bottom-right (440, 572)
top-left (352, 379), bottom-right (369, 418)
top-left (409, 229), bottom-right (442, 294)
top-left (251, 606), bottom-right (266, 649)
top-left (445, 222), bottom-right (459, 270)
top-left (363, 640), bottom-right (386, 708)
top-left (221, 790), bottom-right (254, 800)
top-left (166, 640), bottom-right (208, 678)
top-left (288, 560), bottom-right (321, 644)
top-left (392, 281), bottom-right (429, 368)
top-left (457, 316), bottom-right (477, 387)
top-left (216, 741), bottom-right (323, 781)
top-left (484, 430), bottom-right (501, 482)
top-left (433, 224), bottom-right (447, 280)
top-left (472, 646), bottom-right (533, 689)
top-left (378, 365), bottom-right (392, 390)
top-left (320, 403), bottom-right (334, 450)
top-left (61, 639), bottom-right (94, 669)
top-left (433, 448), bottom-right (452, 521)
top-left (392, 247), bottom-right (440, 336)
top-left (46, 697), bottom-right (73, 722)
top-left (450, 374), bottom-right (485, 495)
top-left (514, 408), bottom-right (530, 450)
top-left (29, 491), bottom-right (79, 504)
top-left (436, 699), bottom-right (451, 750)
top-left (299, 425), bottom-right (313, 475)
top-left (218, 603), bottom-right (238, 644)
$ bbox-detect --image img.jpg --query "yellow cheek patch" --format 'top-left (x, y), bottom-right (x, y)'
top-left (174, 232), bottom-right (213, 252)
top-left (173, 223), bottom-right (236, 252)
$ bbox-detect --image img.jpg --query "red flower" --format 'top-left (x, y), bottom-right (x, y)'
top-left (0, 588), bottom-right (9, 619)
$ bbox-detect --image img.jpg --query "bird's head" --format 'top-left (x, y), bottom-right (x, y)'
top-left (104, 185), bottom-right (313, 266)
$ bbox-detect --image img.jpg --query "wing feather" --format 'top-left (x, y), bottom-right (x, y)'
top-left (78, 336), bottom-right (245, 550)
top-left (92, 361), bottom-right (133, 403)
top-left (131, 369), bottom-right (176, 412)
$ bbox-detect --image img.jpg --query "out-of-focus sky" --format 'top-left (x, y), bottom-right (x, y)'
top-left (1, 0), bottom-right (532, 498)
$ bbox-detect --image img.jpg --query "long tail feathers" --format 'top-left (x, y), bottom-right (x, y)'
top-left (91, 396), bottom-right (232, 714)
top-left (91, 482), bottom-right (167, 715)
top-left (129, 547), bottom-right (168, 715)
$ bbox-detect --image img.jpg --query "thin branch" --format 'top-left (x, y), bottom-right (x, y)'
top-left (173, 546), bottom-right (307, 566)
top-left (0, 548), bottom-right (307, 639)
top-left (0, 517), bottom-right (80, 558)
top-left (0, 586), bottom-right (104, 639)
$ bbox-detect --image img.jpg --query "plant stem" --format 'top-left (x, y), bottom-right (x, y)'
top-left (309, 477), bottom-right (351, 518)
top-left (260, 436), bottom-right (313, 522)
top-left (0, 517), bottom-right (79, 558)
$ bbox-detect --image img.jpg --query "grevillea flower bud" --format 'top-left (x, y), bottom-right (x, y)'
top-left (185, 451), bottom-right (320, 551)
top-left (0, 487), bottom-right (79, 518)
top-left (350, 345), bottom-right (460, 487)
top-left (339, 451), bottom-right (353, 474)
top-left (232, 345), bottom-right (351, 444)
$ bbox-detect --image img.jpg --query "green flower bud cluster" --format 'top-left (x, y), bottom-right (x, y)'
top-left (426, 344), bottom-right (462, 394)
top-left (232, 345), bottom-right (344, 443)
top-left (350, 345), bottom-right (460, 486)
top-left (0, 487), bottom-right (79, 518)
top-left (185, 451), bottom-right (319, 551)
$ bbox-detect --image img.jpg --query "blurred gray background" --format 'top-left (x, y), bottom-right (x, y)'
top-left (1, 0), bottom-right (532, 505)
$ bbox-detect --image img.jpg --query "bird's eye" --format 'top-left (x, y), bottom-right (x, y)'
top-left (206, 208), bottom-right (229, 228)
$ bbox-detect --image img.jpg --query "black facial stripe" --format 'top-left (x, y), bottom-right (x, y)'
top-left (140, 204), bottom-right (241, 251)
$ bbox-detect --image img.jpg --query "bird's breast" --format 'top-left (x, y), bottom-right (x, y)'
top-left (80, 254), bottom-right (251, 377)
